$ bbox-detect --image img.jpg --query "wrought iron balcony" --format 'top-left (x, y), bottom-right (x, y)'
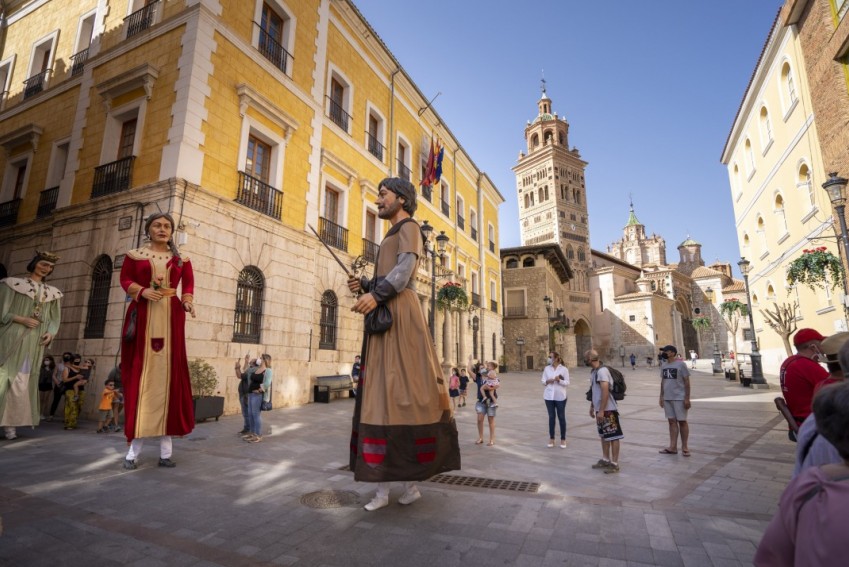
top-left (491, 300), bottom-right (498, 313)
top-left (457, 214), bottom-right (464, 231)
top-left (362, 238), bottom-right (379, 264)
top-left (397, 160), bottom-right (411, 182)
top-left (421, 184), bottom-right (432, 202)
top-left (505, 305), bottom-right (527, 318)
top-left (235, 171), bottom-right (283, 219)
top-left (319, 216), bottom-right (348, 252)
top-left (70, 48), bottom-right (90, 77)
top-left (91, 156), bottom-right (135, 198)
top-left (37, 186), bottom-right (59, 218)
top-left (23, 69), bottom-right (51, 99)
top-left (489, 240), bottom-right (496, 253)
top-left (441, 201), bottom-right (450, 217)
top-left (255, 22), bottom-right (292, 74)
top-left (0, 198), bottom-right (21, 228)
top-left (471, 226), bottom-right (478, 241)
top-left (366, 131), bottom-right (384, 161)
top-left (326, 96), bottom-right (351, 132)
top-left (471, 292), bottom-right (481, 307)
top-left (125, 1), bottom-right (158, 38)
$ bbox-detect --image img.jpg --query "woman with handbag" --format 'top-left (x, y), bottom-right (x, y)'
top-left (244, 354), bottom-right (272, 443)
top-left (119, 212), bottom-right (196, 470)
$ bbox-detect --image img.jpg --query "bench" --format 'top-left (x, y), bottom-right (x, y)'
top-left (314, 375), bottom-right (354, 403)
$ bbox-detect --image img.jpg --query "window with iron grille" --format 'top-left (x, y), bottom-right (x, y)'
top-left (233, 266), bottom-right (264, 343)
top-left (319, 290), bottom-right (338, 349)
top-left (84, 255), bottom-right (112, 338)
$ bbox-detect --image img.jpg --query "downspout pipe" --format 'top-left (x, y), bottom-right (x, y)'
top-left (388, 68), bottom-right (400, 176)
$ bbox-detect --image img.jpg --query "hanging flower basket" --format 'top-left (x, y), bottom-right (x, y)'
top-left (720, 298), bottom-right (748, 319)
top-left (787, 247), bottom-right (844, 291)
top-left (551, 321), bottom-right (570, 334)
top-left (691, 316), bottom-right (712, 331)
top-left (436, 282), bottom-right (469, 311)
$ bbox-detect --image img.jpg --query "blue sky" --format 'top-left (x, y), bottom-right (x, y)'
top-left (352, 0), bottom-right (784, 272)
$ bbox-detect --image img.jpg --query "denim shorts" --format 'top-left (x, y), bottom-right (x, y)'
top-left (475, 400), bottom-right (496, 417)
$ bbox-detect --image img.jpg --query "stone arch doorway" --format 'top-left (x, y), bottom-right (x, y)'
top-left (675, 297), bottom-right (698, 357)
top-left (573, 318), bottom-right (592, 366)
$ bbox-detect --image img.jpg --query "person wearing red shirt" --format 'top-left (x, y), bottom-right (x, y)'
top-left (780, 328), bottom-right (828, 439)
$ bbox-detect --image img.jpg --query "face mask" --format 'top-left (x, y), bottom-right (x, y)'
top-left (255, 358), bottom-right (263, 366)
top-left (547, 357), bottom-right (553, 365)
top-left (660, 353), bottom-right (669, 361)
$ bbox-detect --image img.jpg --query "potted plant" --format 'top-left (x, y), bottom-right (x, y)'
top-left (436, 282), bottom-right (469, 311)
top-left (189, 358), bottom-right (224, 422)
top-left (787, 247), bottom-right (844, 291)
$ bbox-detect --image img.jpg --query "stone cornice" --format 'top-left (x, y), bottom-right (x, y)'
top-left (0, 123), bottom-right (43, 154)
top-left (236, 83), bottom-right (299, 141)
top-left (96, 63), bottom-right (159, 112)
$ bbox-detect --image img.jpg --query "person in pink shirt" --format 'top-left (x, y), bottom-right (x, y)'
top-left (754, 380), bottom-right (849, 566)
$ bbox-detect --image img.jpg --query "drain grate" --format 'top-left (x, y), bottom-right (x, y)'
top-left (427, 474), bottom-right (540, 493)
top-left (300, 490), bottom-right (361, 509)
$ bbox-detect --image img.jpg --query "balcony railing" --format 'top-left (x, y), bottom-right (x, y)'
top-left (505, 305), bottom-right (526, 318)
top-left (457, 214), bottom-right (464, 230)
top-left (70, 48), bottom-right (90, 77)
top-left (397, 160), bottom-right (411, 182)
top-left (37, 186), bottom-right (59, 218)
top-left (441, 201), bottom-right (450, 217)
top-left (319, 216), bottom-right (348, 253)
top-left (255, 22), bottom-right (293, 74)
top-left (489, 240), bottom-right (496, 253)
top-left (491, 300), bottom-right (498, 313)
top-left (0, 198), bottom-right (21, 228)
top-left (366, 131), bottom-right (384, 161)
top-left (235, 171), bottom-right (283, 219)
top-left (471, 226), bottom-right (478, 241)
top-left (326, 96), bottom-right (351, 132)
top-left (91, 156), bottom-right (135, 198)
top-left (471, 292), bottom-right (481, 307)
top-left (23, 69), bottom-right (51, 99)
top-left (362, 238), bottom-right (379, 263)
top-left (125, 1), bottom-right (158, 38)
top-left (421, 183), bottom-right (432, 202)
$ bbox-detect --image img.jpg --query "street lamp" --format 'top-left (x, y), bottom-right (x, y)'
top-left (737, 257), bottom-right (765, 384)
top-left (421, 220), bottom-right (449, 340)
top-left (705, 287), bottom-right (722, 374)
top-left (822, 172), bottom-right (849, 318)
top-left (543, 295), bottom-right (555, 352)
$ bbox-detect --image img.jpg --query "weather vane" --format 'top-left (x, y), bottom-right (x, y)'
top-left (540, 70), bottom-right (546, 94)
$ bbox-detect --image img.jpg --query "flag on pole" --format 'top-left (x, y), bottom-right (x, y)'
top-left (420, 137), bottom-right (435, 187)
top-left (434, 139), bottom-right (445, 184)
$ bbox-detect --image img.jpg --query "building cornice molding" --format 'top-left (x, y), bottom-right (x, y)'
top-left (236, 83), bottom-right (299, 141)
top-left (0, 122), bottom-right (42, 155)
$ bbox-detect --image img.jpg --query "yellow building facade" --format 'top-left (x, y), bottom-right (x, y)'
top-left (722, 14), bottom-right (841, 375)
top-left (0, 0), bottom-right (504, 415)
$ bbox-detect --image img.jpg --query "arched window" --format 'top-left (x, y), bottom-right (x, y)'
top-left (781, 62), bottom-right (797, 108)
top-left (522, 257), bottom-right (535, 268)
top-left (84, 255), bottom-right (112, 338)
top-left (774, 193), bottom-right (787, 234)
top-left (759, 106), bottom-right (772, 146)
top-left (524, 194), bottom-right (530, 209)
top-left (744, 139), bottom-right (755, 176)
top-left (233, 266), bottom-right (264, 343)
top-left (577, 248), bottom-right (586, 262)
top-left (538, 188), bottom-right (544, 202)
top-left (544, 186), bottom-right (549, 201)
top-left (798, 164), bottom-right (815, 209)
top-left (566, 245), bottom-right (574, 260)
top-left (531, 133), bottom-right (539, 149)
top-left (506, 258), bottom-right (518, 269)
top-left (767, 284), bottom-right (776, 301)
top-left (319, 290), bottom-right (338, 349)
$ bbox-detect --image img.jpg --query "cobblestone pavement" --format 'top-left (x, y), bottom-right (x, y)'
top-left (0, 361), bottom-right (794, 566)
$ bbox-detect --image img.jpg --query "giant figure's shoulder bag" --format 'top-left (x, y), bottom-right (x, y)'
top-left (363, 275), bottom-right (392, 334)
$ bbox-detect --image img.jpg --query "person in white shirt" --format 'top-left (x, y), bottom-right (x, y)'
top-left (541, 351), bottom-right (570, 448)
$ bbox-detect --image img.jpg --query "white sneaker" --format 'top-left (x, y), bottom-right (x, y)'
top-left (547, 441), bottom-right (555, 448)
top-left (364, 494), bottom-right (389, 511)
top-left (398, 486), bottom-right (421, 505)
top-left (4, 427), bottom-right (17, 440)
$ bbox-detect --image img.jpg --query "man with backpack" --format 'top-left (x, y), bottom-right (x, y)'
top-left (585, 350), bottom-right (624, 473)
top-left (658, 345), bottom-right (692, 457)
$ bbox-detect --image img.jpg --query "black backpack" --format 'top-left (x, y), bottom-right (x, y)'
top-left (603, 365), bottom-right (627, 400)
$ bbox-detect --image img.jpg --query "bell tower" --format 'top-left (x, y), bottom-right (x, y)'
top-left (512, 86), bottom-right (591, 293)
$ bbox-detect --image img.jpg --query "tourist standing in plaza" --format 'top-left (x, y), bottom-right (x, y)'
top-left (780, 328), bottom-right (828, 439)
top-left (48, 352), bottom-right (72, 421)
top-left (61, 355), bottom-right (86, 430)
top-left (120, 212), bottom-right (196, 470)
top-left (469, 356), bottom-right (497, 446)
top-left (754, 380), bottom-right (849, 566)
top-left (541, 351), bottom-right (569, 448)
top-left (37, 355), bottom-right (56, 419)
top-left (658, 345), bottom-right (691, 457)
top-left (458, 367), bottom-right (469, 407)
top-left (244, 354), bottom-right (272, 443)
top-left (347, 177), bottom-right (460, 511)
top-left (629, 353), bottom-right (636, 370)
top-left (586, 350), bottom-right (623, 473)
top-left (793, 332), bottom-right (849, 477)
top-left (0, 251), bottom-right (62, 440)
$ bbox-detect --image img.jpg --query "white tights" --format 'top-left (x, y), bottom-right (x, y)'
top-left (126, 436), bottom-right (172, 460)
top-left (374, 481), bottom-right (417, 498)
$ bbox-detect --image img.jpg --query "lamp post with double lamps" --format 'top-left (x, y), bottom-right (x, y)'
top-left (822, 172), bottom-right (849, 319)
top-left (737, 257), bottom-right (765, 385)
top-left (420, 220), bottom-right (450, 340)
top-left (705, 287), bottom-right (722, 374)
